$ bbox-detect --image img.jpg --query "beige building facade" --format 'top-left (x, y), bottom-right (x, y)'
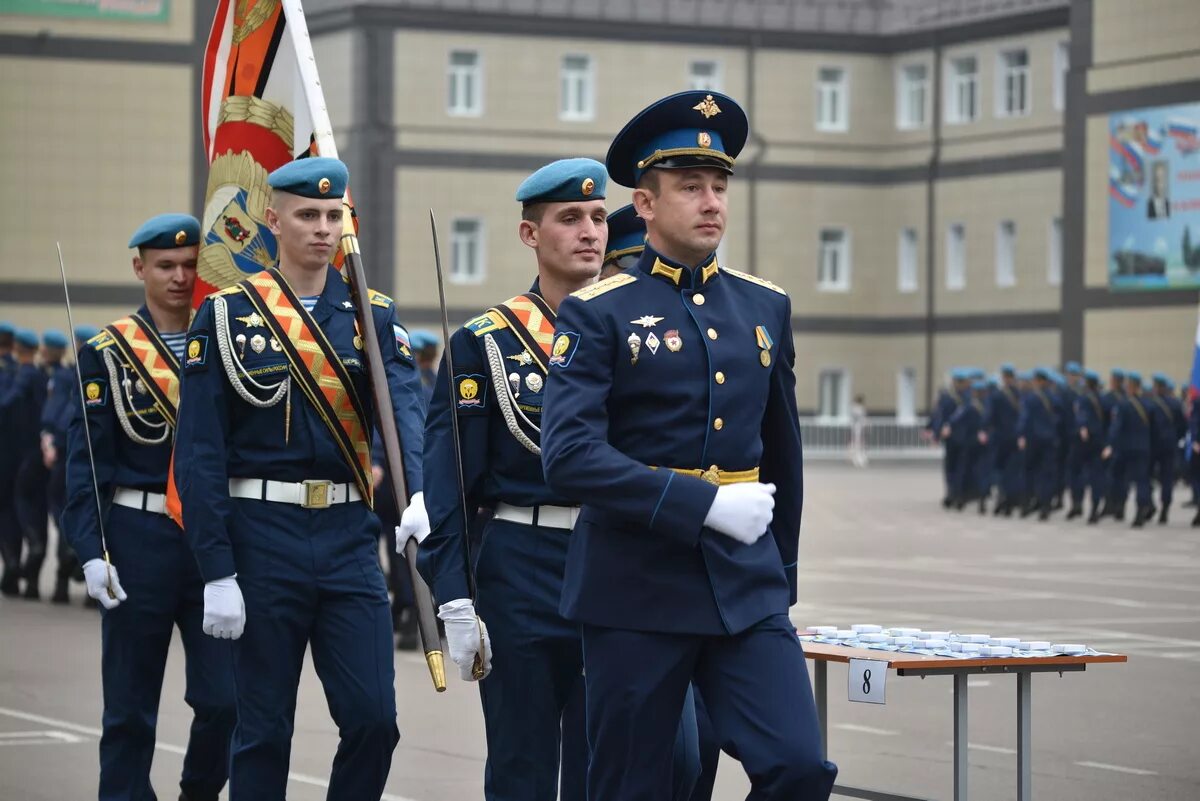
top-left (2, 0), bottom-right (1198, 417)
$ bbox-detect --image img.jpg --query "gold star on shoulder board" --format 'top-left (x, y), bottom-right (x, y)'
top-left (693, 94), bottom-right (722, 119)
top-left (630, 315), bottom-right (665, 328)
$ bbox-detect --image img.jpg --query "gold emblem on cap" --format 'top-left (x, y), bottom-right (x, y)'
top-left (698, 131), bottom-right (712, 148)
top-left (581, 177), bottom-right (595, 196)
top-left (174, 230), bottom-right (187, 246)
top-left (693, 94), bottom-right (722, 119)
top-left (318, 177), bottom-right (332, 195)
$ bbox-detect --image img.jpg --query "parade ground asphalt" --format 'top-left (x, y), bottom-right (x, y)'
top-left (2, 461), bottom-right (1198, 801)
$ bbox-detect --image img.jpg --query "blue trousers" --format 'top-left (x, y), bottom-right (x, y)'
top-left (1023, 440), bottom-right (1056, 508)
top-left (1067, 441), bottom-right (1087, 506)
top-left (942, 442), bottom-right (959, 500)
top-left (227, 499), bottom-right (398, 801)
top-left (476, 518), bottom-right (701, 801)
top-left (995, 439), bottom-right (1023, 504)
top-left (100, 505), bottom-right (236, 801)
top-left (1153, 448), bottom-right (1177, 507)
top-left (690, 687), bottom-right (723, 801)
top-left (582, 614), bottom-right (836, 801)
top-left (1122, 451), bottom-right (1153, 509)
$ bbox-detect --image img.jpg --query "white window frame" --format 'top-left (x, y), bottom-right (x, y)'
top-left (1053, 40), bottom-right (1069, 112)
top-left (818, 368), bottom-right (851, 423)
top-left (446, 49), bottom-right (483, 117)
top-left (817, 227), bottom-right (851, 292)
top-left (896, 367), bottom-right (918, 424)
top-left (687, 58), bottom-right (723, 92)
top-left (946, 223), bottom-right (966, 290)
top-left (945, 55), bottom-right (978, 124)
top-left (815, 66), bottom-right (848, 133)
top-left (559, 54), bottom-right (595, 122)
top-left (898, 227), bottom-right (919, 293)
top-left (995, 48), bottom-right (1030, 118)
top-left (896, 62), bottom-right (929, 130)
top-left (450, 217), bottom-right (486, 285)
top-left (1048, 217), bottom-right (1063, 286)
top-left (995, 220), bottom-right (1016, 288)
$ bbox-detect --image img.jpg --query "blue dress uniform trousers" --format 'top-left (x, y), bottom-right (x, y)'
top-left (99, 505), bottom-right (236, 801)
top-left (226, 499), bottom-right (398, 800)
top-left (582, 615), bottom-right (831, 801)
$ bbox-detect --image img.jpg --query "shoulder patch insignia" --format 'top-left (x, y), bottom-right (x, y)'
top-left (87, 330), bottom-right (115, 351)
top-left (465, 310), bottom-right (508, 337)
top-left (571, 272), bottom-right (637, 301)
top-left (369, 289), bottom-right (393, 309)
top-left (184, 331), bottom-right (210, 371)
top-left (83, 378), bottom-right (108, 409)
top-left (723, 268), bottom-right (787, 295)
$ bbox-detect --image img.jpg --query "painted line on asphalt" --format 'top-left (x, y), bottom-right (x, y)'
top-left (0, 707), bottom-right (419, 801)
top-left (944, 741), bottom-right (1017, 755)
top-left (0, 730), bottom-right (85, 746)
top-left (833, 723), bottom-right (899, 736)
top-left (1075, 761), bottom-right (1158, 776)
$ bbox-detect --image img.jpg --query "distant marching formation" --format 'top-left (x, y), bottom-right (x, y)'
top-left (929, 363), bottom-right (1197, 527)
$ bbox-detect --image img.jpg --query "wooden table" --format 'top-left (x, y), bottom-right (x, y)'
top-left (802, 642), bottom-right (1128, 801)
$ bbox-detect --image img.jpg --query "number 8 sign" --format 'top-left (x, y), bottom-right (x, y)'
top-left (848, 658), bottom-right (887, 704)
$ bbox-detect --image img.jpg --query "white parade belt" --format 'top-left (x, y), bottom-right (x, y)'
top-left (112, 487), bottom-right (167, 515)
top-left (228, 478), bottom-right (361, 509)
top-left (493, 502), bottom-right (580, 530)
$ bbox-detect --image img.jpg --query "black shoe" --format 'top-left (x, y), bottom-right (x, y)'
top-left (1067, 506), bottom-right (1082, 520)
top-left (1113, 508), bottom-right (1125, 521)
top-left (942, 496), bottom-right (953, 509)
top-left (1159, 507), bottom-right (1169, 525)
top-left (21, 583), bottom-right (39, 600)
top-left (51, 578), bottom-right (69, 604)
top-left (1132, 507), bottom-right (1149, 528)
top-left (1147, 504), bottom-right (1158, 520)
top-left (1087, 508), bottom-right (1101, 525)
top-left (1038, 509), bottom-right (1051, 521)
top-left (978, 499), bottom-right (987, 515)
top-left (1193, 509), bottom-right (1200, 527)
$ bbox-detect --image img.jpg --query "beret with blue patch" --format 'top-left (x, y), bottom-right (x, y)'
top-left (1065, 361), bottom-right (1082, 374)
top-left (268, 156), bottom-right (348, 199)
top-left (516, 158), bottom-right (607, 206)
top-left (129, 213), bottom-right (200, 250)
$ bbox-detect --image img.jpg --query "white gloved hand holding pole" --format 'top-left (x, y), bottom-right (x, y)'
top-left (202, 576), bottom-right (246, 640)
top-left (438, 598), bottom-right (493, 681)
top-left (82, 558), bottom-right (128, 610)
top-left (703, 482), bottom-right (777, 545)
top-left (395, 491), bottom-right (430, 554)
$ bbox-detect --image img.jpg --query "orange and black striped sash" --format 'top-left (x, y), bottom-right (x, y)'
top-left (490, 293), bottom-right (557, 374)
top-left (239, 269), bottom-right (373, 504)
top-left (103, 314), bottom-right (181, 428)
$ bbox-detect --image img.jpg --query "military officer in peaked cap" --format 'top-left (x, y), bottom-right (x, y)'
top-left (174, 157), bottom-right (427, 800)
top-left (541, 91), bottom-right (837, 801)
top-left (63, 214), bottom-right (237, 800)
top-left (599, 202), bottom-right (645, 279)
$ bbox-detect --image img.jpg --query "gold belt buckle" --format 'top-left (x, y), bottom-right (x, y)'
top-left (303, 480), bottom-right (333, 509)
top-left (700, 465), bottom-right (721, 485)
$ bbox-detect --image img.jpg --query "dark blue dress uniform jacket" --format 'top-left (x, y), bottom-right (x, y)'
top-left (174, 267), bottom-right (425, 582)
top-left (541, 248), bottom-right (803, 637)
top-left (1017, 389), bottom-right (1058, 444)
top-left (1108, 393), bottom-right (1152, 455)
top-left (419, 280), bottom-right (570, 604)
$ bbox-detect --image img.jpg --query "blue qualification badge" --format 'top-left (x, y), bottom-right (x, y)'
top-left (456, 374), bottom-right (488, 410)
top-left (549, 331), bottom-right (580, 368)
top-left (83, 378), bottom-right (108, 409)
top-left (185, 332), bottom-right (209, 371)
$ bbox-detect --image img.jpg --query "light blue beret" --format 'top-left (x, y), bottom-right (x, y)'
top-left (1065, 361), bottom-right (1082, 375)
top-left (129, 213), bottom-right (200, 250)
top-left (14, 329), bottom-right (39, 348)
top-left (0, 322), bottom-right (13, 336)
top-left (42, 330), bottom-right (68, 348)
top-left (971, 380), bottom-right (988, 391)
top-left (74, 325), bottom-right (100, 341)
top-left (409, 330), bottom-right (440, 350)
top-left (1033, 367), bottom-right (1050, 380)
top-left (516, 158), bottom-right (607, 206)
top-left (1152, 372), bottom-right (1169, 384)
top-left (1084, 369), bottom-right (1100, 382)
top-left (1111, 368), bottom-right (1125, 379)
top-left (1000, 362), bottom-right (1016, 376)
top-left (1126, 371), bottom-right (1142, 384)
top-left (268, 157), bottom-right (348, 199)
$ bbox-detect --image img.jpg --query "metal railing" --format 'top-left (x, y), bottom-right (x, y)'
top-left (799, 415), bottom-right (942, 460)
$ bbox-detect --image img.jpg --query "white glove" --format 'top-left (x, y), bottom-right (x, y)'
top-left (82, 558), bottom-right (128, 610)
top-left (438, 598), bottom-right (493, 682)
top-left (396, 491), bottom-right (431, 554)
top-left (202, 576), bottom-right (246, 640)
top-left (703, 482), bottom-right (777, 545)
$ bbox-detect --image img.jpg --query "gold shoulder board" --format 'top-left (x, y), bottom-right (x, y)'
top-left (87, 330), bottom-right (116, 350)
top-left (723, 268), bottom-right (787, 295)
top-left (571, 273), bottom-right (637, 301)
top-left (369, 289), bottom-right (393, 309)
top-left (465, 310), bottom-right (507, 337)
top-left (211, 284), bottom-right (244, 298)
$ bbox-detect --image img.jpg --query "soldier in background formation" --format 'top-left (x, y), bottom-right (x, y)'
top-left (932, 363), bottom-right (1194, 527)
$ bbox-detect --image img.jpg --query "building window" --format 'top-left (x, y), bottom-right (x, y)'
top-left (896, 63), bottom-right (928, 129)
top-left (560, 54), bottom-right (594, 121)
top-left (946, 223), bottom-right (966, 290)
top-left (1048, 217), bottom-right (1063, 286)
top-left (818, 228), bottom-right (850, 291)
top-left (996, 49), bottom-right (1030, 117)
top-left (688, 59), bottom-right (722, 92)
top-left (446, 50), bottom-right (482, 117)
top-left (1054, 40), bottom-right (1069, 112)
top-left (946, 56), bottom-right (978, 124)
top-left (995, 220), bottom-right (1016, 287)
top-left (898, 227), bottom-right (919, 293)
top-left (816, 66), bottom-right (848, 132)
top-left (450, 218), bottom-right (485, 284)
top-left (818, 368), bottom-right (849, 422)
top-left (896, 367), bottom-right (917, 424)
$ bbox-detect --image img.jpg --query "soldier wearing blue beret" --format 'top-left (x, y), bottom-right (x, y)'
top-left (929, 369), bottom-right (971, 508)
top-left (0, 329), bottom-right (48, 597)
top-left (1101, 371), bottom-right (1155, 526)
top-left (1016, 368), bottom-right (1060, 520)
top-left (985, 363), bottom-right (1024, 516)
top-left (541, 91), bottom-right (836, 801)
top-left (1071, 369), bottom-right (1109, 523)
top-left (600, 203), bottom-right (645, 279)
top-left (173, 156), bottom-right (426, 800)
top-left (0, 321), bottom-right (16, 592)
top-left (61, 212), bottom-right (237, 800)
top-left (1100, 368), bottom-right (1129, 520)
top-left (1148, 372), bottom-right (1185, 524)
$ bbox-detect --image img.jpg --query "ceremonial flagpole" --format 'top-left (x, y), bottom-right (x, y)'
top-left (280, 0), bottom-right (445, 692)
